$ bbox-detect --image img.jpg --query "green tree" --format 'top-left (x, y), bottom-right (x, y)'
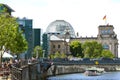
top-left (33, 46), bottom-right (43, 58)
top-left (101, 50), bottom-right (115, 58)
top-left (82, 41), bottom-right (103, 58)
top-left (49, 54), bottom-right (54, 59)
top-left (54, 52), bottom-right (61, 58)
top-left (61, 53), bottom-right (67, 58)
top-left (49, 52), bottom-right (67, 59)
top-left (8, 30), bottom-right (28, 56)
top-left (0, 13), bottom-right (28, 66)
top-left (0, 15), bottom-right (18, 48)
top-left (70, 40), bottom-right (83, 57)
top-left (0, 14), bottom-right (18, 66)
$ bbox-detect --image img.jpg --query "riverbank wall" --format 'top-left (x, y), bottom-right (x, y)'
top-left (47, 65), bottom-right (85, 77)
top-left (47, 65), bottom-right (120, 77)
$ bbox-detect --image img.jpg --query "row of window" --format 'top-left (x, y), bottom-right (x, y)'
top-left (101, 30), bottom-right (112, 35)
top-left (53, 44), bottom-right (61, 48)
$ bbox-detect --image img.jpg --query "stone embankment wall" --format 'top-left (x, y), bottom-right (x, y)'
top-left (47, 65), bottom-right (120, 77)
top-left (47, 65), bottom-right (85, 76)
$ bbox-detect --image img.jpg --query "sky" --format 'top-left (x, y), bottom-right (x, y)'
top-left (1, 0), bottom-right (120, 56)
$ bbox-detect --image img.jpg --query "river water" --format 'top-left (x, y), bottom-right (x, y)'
top-left (47, 71), bottom-right (120, 80)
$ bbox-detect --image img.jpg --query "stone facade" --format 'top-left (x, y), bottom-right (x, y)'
top-left (48, 25), bottom-right (118, 57)
top-left (70, 25), bottom-right (118, 57)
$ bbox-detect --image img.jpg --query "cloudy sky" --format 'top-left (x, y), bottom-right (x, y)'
top-left (1, 0), bottom-right (120, 56)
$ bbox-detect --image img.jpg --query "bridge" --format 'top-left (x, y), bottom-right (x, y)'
top-left (46, 59), bottom-right (120, 77)
top-left (10, 58), bottom-right (120, 80)
top-left (50, 58), bottom-right (120, 65)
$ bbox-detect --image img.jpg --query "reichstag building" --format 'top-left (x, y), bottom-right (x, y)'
top-left (45, 20), bottom-right (118, 57)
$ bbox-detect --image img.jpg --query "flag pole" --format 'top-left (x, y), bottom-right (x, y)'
top-left (105, 17), bottom-right (107, 25)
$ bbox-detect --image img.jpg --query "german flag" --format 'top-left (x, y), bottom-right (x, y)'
top-left (103, 15), bottom-right (106, 20)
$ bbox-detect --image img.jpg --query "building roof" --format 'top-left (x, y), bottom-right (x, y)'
top-left (50, 35), bottom-right (63, 41)
top-left (99, 25), bottom-right (113, 27)
top-left (46, 20), bottom-right (75, 38)
top-left (2, 4), bottom-right (15, 12)
top-left (71, 36), bottom-right (97, 39)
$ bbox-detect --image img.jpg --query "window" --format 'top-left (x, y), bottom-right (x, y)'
top-left (58, 45), bottom-right (60, 48)
top-left (101, 30), bottom-right (105, 34)
top-left (58, 51), bottom-right (60, 53)
top-left (53, 45), bottom-right (55, 48)
top-left (101, 29), bottom-right (111, 35)
top-left (103, 44), bottom-right (109, 50)
top-left (18, 21), bottom-right (25, 27)
top-left (107, 29), bottom-right (111, 34)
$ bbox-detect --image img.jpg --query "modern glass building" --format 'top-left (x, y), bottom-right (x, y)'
top-left (33, 28), bottom-right (41, 48)
top-left (42, 33), bottom-right (49, 57)
top-left (17, 18), bottom-right (33, 59)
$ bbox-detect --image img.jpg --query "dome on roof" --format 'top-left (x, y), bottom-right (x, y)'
top-left (46, 20), bottom-right (75, 37)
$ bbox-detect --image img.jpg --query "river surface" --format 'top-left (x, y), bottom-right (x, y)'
top-left (47, 71), bottom-right (120, 80)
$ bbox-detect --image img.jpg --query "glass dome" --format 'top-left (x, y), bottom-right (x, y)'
top-left (46, 20), bottom-right (75, 37)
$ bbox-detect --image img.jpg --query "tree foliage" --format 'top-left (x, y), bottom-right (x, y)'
top-left (0, 14), bottom-right (28, 54)
top-left (10, 30), bottom-right (28, 55)
top-left (70, 40), bottom-right (83, 57)
top-left (49, 52), bottom-right (67, 59)
top-left (101, 50), bottom-right (115, 58)
top-left (61, 53), bottom-right (67, 58)
top-left (0, 13), bottom-right (28, 67)
top-left (54, 52), bottom-right (61, 58)
top-left (0, 14), bottom-right (18, 49)
top-left (82, 41), bottom-right (103, 58)
top-left (33, 46), bottom-right (43, 58)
